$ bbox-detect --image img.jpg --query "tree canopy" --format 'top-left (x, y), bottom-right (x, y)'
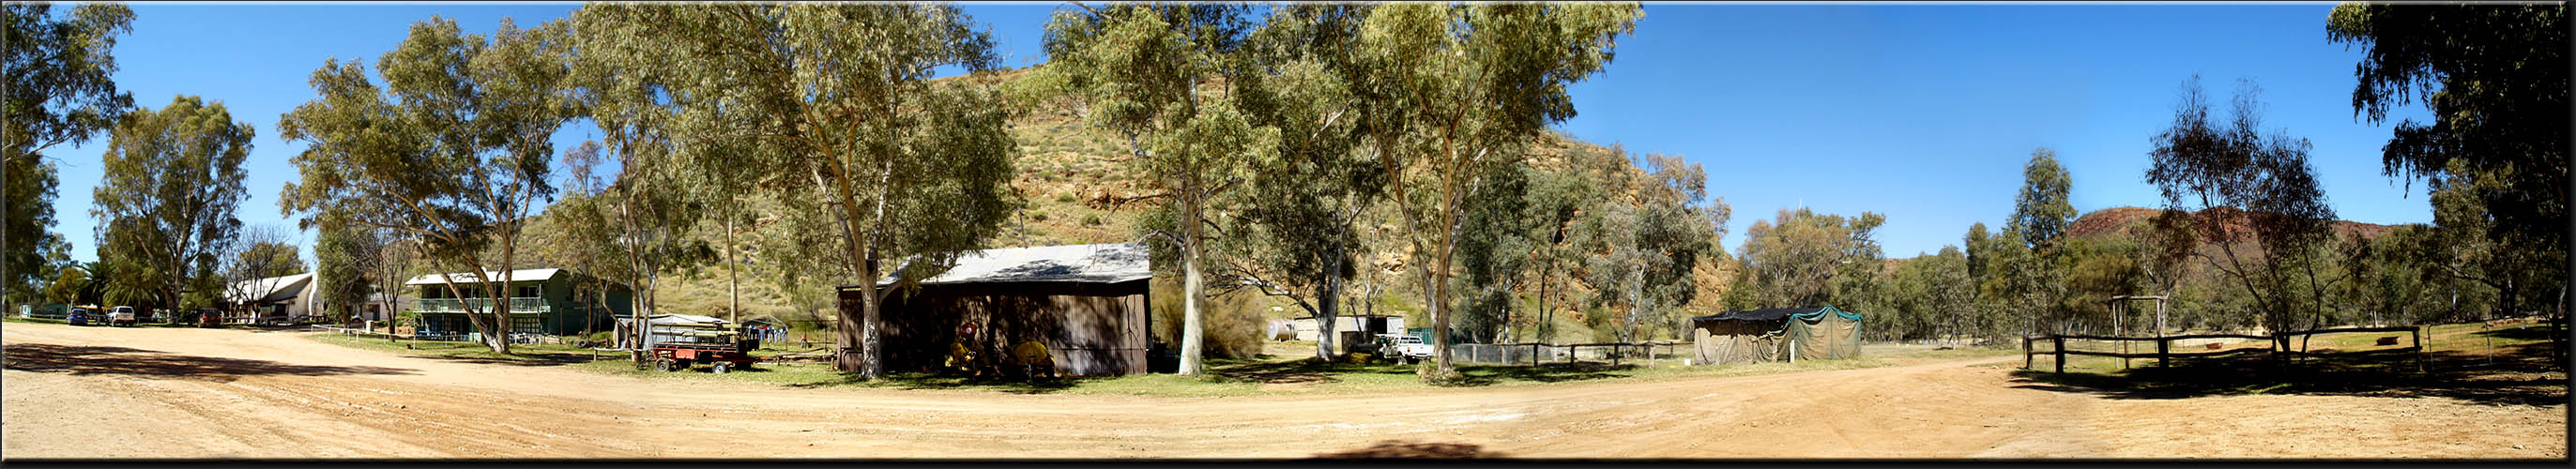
top-left (5, 2), bottom-right (134, 306)
top-left (91, 95), bottom-right (254, 311)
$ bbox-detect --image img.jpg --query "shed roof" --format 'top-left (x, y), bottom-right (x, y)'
top-left (859, 243), bottom-right (1151, 288)
top-left (1692, 307), bottom-right (1827, 323)
top-left (404, 268), bottom-right (563, 286)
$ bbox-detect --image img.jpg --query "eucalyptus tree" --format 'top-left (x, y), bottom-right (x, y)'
top-left (574, 4), bottom-right (1018, 377)
top-left (554, 22), bottom-right (711, 356)
top-left (2004, 147), bottom-right (2075, 333)
top-left (1726, 208), bottom-right (1884, 311)
top-left (2145, 77), bottom-right (2338, 340)
top-left (1041, 3), bottom-right (1272, 374)
top-left (1570, 152), bottom-right (1725, 342)
top-left (279, 17), bottom-right (575, 354)
top-left (91, 95), bottom-right (253, 313)
top-left (1216, 3), bottom-right (1386, 361)
top-left (5, 2), bottom-right (132, 307)
top-left (314, 216), bottom-right (385, 324)
top-left (2329, 4), bottom-right (2567, 324)
top-left (532, 141), bottom-right (627, 340)
top-left (1358, 3), bottom-right (1640, 376)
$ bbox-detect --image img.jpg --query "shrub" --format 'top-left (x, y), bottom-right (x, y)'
top-left (1081, 214), bottom-right (1105, 226)
top-left (1056, 192), bottom-right (1077, 203)
top-left (1149, 276), bottom-right (1263, 359)
top-left (1029, 211), bottom-right (1049, 221)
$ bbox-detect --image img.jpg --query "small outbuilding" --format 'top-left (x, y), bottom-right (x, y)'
top-left (1689, 306), bottom-right (1866, 366)
top-left (838, 243), bottom-right (1153, 376)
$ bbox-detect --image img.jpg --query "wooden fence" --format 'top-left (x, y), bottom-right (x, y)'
top-left (2022, 325), bottom-right (2426, 373)
top-left (1450, 341), bottom-right (1686, 367)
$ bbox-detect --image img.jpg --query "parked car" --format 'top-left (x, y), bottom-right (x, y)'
top-left (107, 306), bottom-right (139, 326)
top-left (68, 309), bottom-right (94, 325)
top-left (189, 308), bottom-right (221, 327)
top-left (1375, 333), bottom-right (1435, 364)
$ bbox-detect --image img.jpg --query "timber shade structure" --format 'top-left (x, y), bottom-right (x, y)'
top-left (837, 243), bottom-right (1152, 376)
top-left (1689, 306), bottom-right (1866, 366)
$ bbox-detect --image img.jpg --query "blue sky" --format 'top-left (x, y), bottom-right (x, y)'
top-left (44, 2), bottom-right (2433, 265)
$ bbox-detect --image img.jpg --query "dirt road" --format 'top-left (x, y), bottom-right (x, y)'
top-left (3, 322), bottom-right (2562, 459)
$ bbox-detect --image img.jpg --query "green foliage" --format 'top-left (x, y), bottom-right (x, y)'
top-left (91, 95), bottom-right (254, 310)
top-left (1565, 152), bottom-right (1727, 342)
top-left (2144, 77), bottom-right (2338, 334)
top-left (1217, 4), bottom-right (1385, 360)
top-left (1042, 4), bottom-right (1273, 375)
top-left (2007, 148), bottom-right (2076, 251)
top-left (41, 263), bottom-right (86, 306)
top-left (4, 3), bottom-right (134, 306)
top-left (1359, 3), bottom-right (1643, 374)
top-left (279, 16), bottom-right (575, 354)
top-left (2328, 4), bottom-right (2567, 267)
top-left (1726, 208), bottom-right (1884, 311)
top-left (1880, 247), bottom-right (1972, 342)
top-left (2328, 3), bottom-right (2568, 322)
top-left (574, 4), bottom-right (1021, 375)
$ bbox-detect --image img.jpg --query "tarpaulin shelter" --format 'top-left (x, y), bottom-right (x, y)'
top-left (1689, 306), bottom-right (1865, 366)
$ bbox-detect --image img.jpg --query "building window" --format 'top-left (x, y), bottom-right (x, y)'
top-left (518, 285), bottom-right (539, 298)
top-left (512, 316), bottom-right (541, 335)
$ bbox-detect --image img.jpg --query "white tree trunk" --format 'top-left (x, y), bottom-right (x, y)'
top-left (1180, 190), bottom-right (1207, 375)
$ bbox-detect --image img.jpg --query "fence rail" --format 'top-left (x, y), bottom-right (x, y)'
top-left (2023, 325), bottom-right (2428, 373)
top-left (1447, 341), bottom-right (1685, 367)
top-left (415, 297), bottom-right (548, 314)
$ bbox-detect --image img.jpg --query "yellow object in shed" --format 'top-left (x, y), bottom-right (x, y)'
top-left (1012, 340), bottom-right (1050, 365)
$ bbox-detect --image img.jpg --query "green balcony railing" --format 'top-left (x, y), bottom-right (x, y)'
top-left (416, 297), bottom-right (547, 314)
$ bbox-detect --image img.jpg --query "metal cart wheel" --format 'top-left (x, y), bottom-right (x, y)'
top-left (711, 361), bottom-right (731, 374)
top-left (653, 357), bottom-right (675, 372)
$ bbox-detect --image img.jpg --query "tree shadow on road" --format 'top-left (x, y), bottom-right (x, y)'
top-left (3, 343), bottom-right (419, 383)
top-left (1311, 440), bottom-right (1497, 459)
top-left (2006, 339), bottom-right (2567, 407)
top-left (1206, 358), bottom-right (1636, 386)
top-left (786, 371), bottom-right (1089, 395)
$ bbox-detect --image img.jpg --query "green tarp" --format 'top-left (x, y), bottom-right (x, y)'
top-left (1691, 305), bottom-right (1865, 365)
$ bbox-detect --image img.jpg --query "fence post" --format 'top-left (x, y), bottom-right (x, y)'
top-left (2052, 336), bottom-right (2065, 373)
top-left (2157, 337), bottom-right (2170, 368)
top-left (2022, 336), bottom-right (2033, 370)
top-left (2413, 325), bottom-right (2427, 374)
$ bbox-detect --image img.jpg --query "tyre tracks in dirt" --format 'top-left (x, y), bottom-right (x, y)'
top-left (3, 322), bottom-right (2560, 459)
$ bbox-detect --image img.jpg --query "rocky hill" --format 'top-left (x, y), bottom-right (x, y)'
top-left (640, 66), bottom-right (1704, 344)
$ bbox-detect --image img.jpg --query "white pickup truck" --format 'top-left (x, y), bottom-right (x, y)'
top-left (1376, 334), bottom-right (1435, 364)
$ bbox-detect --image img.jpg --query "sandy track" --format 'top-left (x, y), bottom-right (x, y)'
top-left (3, 322), bottom-right (2562, 460)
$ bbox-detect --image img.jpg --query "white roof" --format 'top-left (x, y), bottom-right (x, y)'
top-left (618, 313), bottom-right (728, 326)
top-left (226, 273), bottom-right (313, 303)
top-left (405, 268), bottom-right (562, 286)
top-left (874, 243), bottom-right (1151, 287)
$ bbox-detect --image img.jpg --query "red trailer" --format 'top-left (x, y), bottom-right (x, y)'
top-left (647, 341), bottom-right (757, 372)
top-left (636, 314), bottom-right (761, 373)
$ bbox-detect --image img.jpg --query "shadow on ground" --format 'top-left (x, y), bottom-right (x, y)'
top-left (2, 343), bottom-right (419, 382)
top-left (2007, 327), bottom-right (2568, 407)
top-left (1312, 440), bottom-right (1496, 459)
top-left (1209, 357), bottom-right (1639, 387)
top-left (786, 371), bottom-right (1088, 394)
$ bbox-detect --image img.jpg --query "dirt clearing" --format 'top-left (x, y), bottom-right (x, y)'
top-left (3, 322), bottom-right (2561, 460)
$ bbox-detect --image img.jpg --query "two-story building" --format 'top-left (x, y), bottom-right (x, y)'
top-left (405, 268), bottom-right (633, 339)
